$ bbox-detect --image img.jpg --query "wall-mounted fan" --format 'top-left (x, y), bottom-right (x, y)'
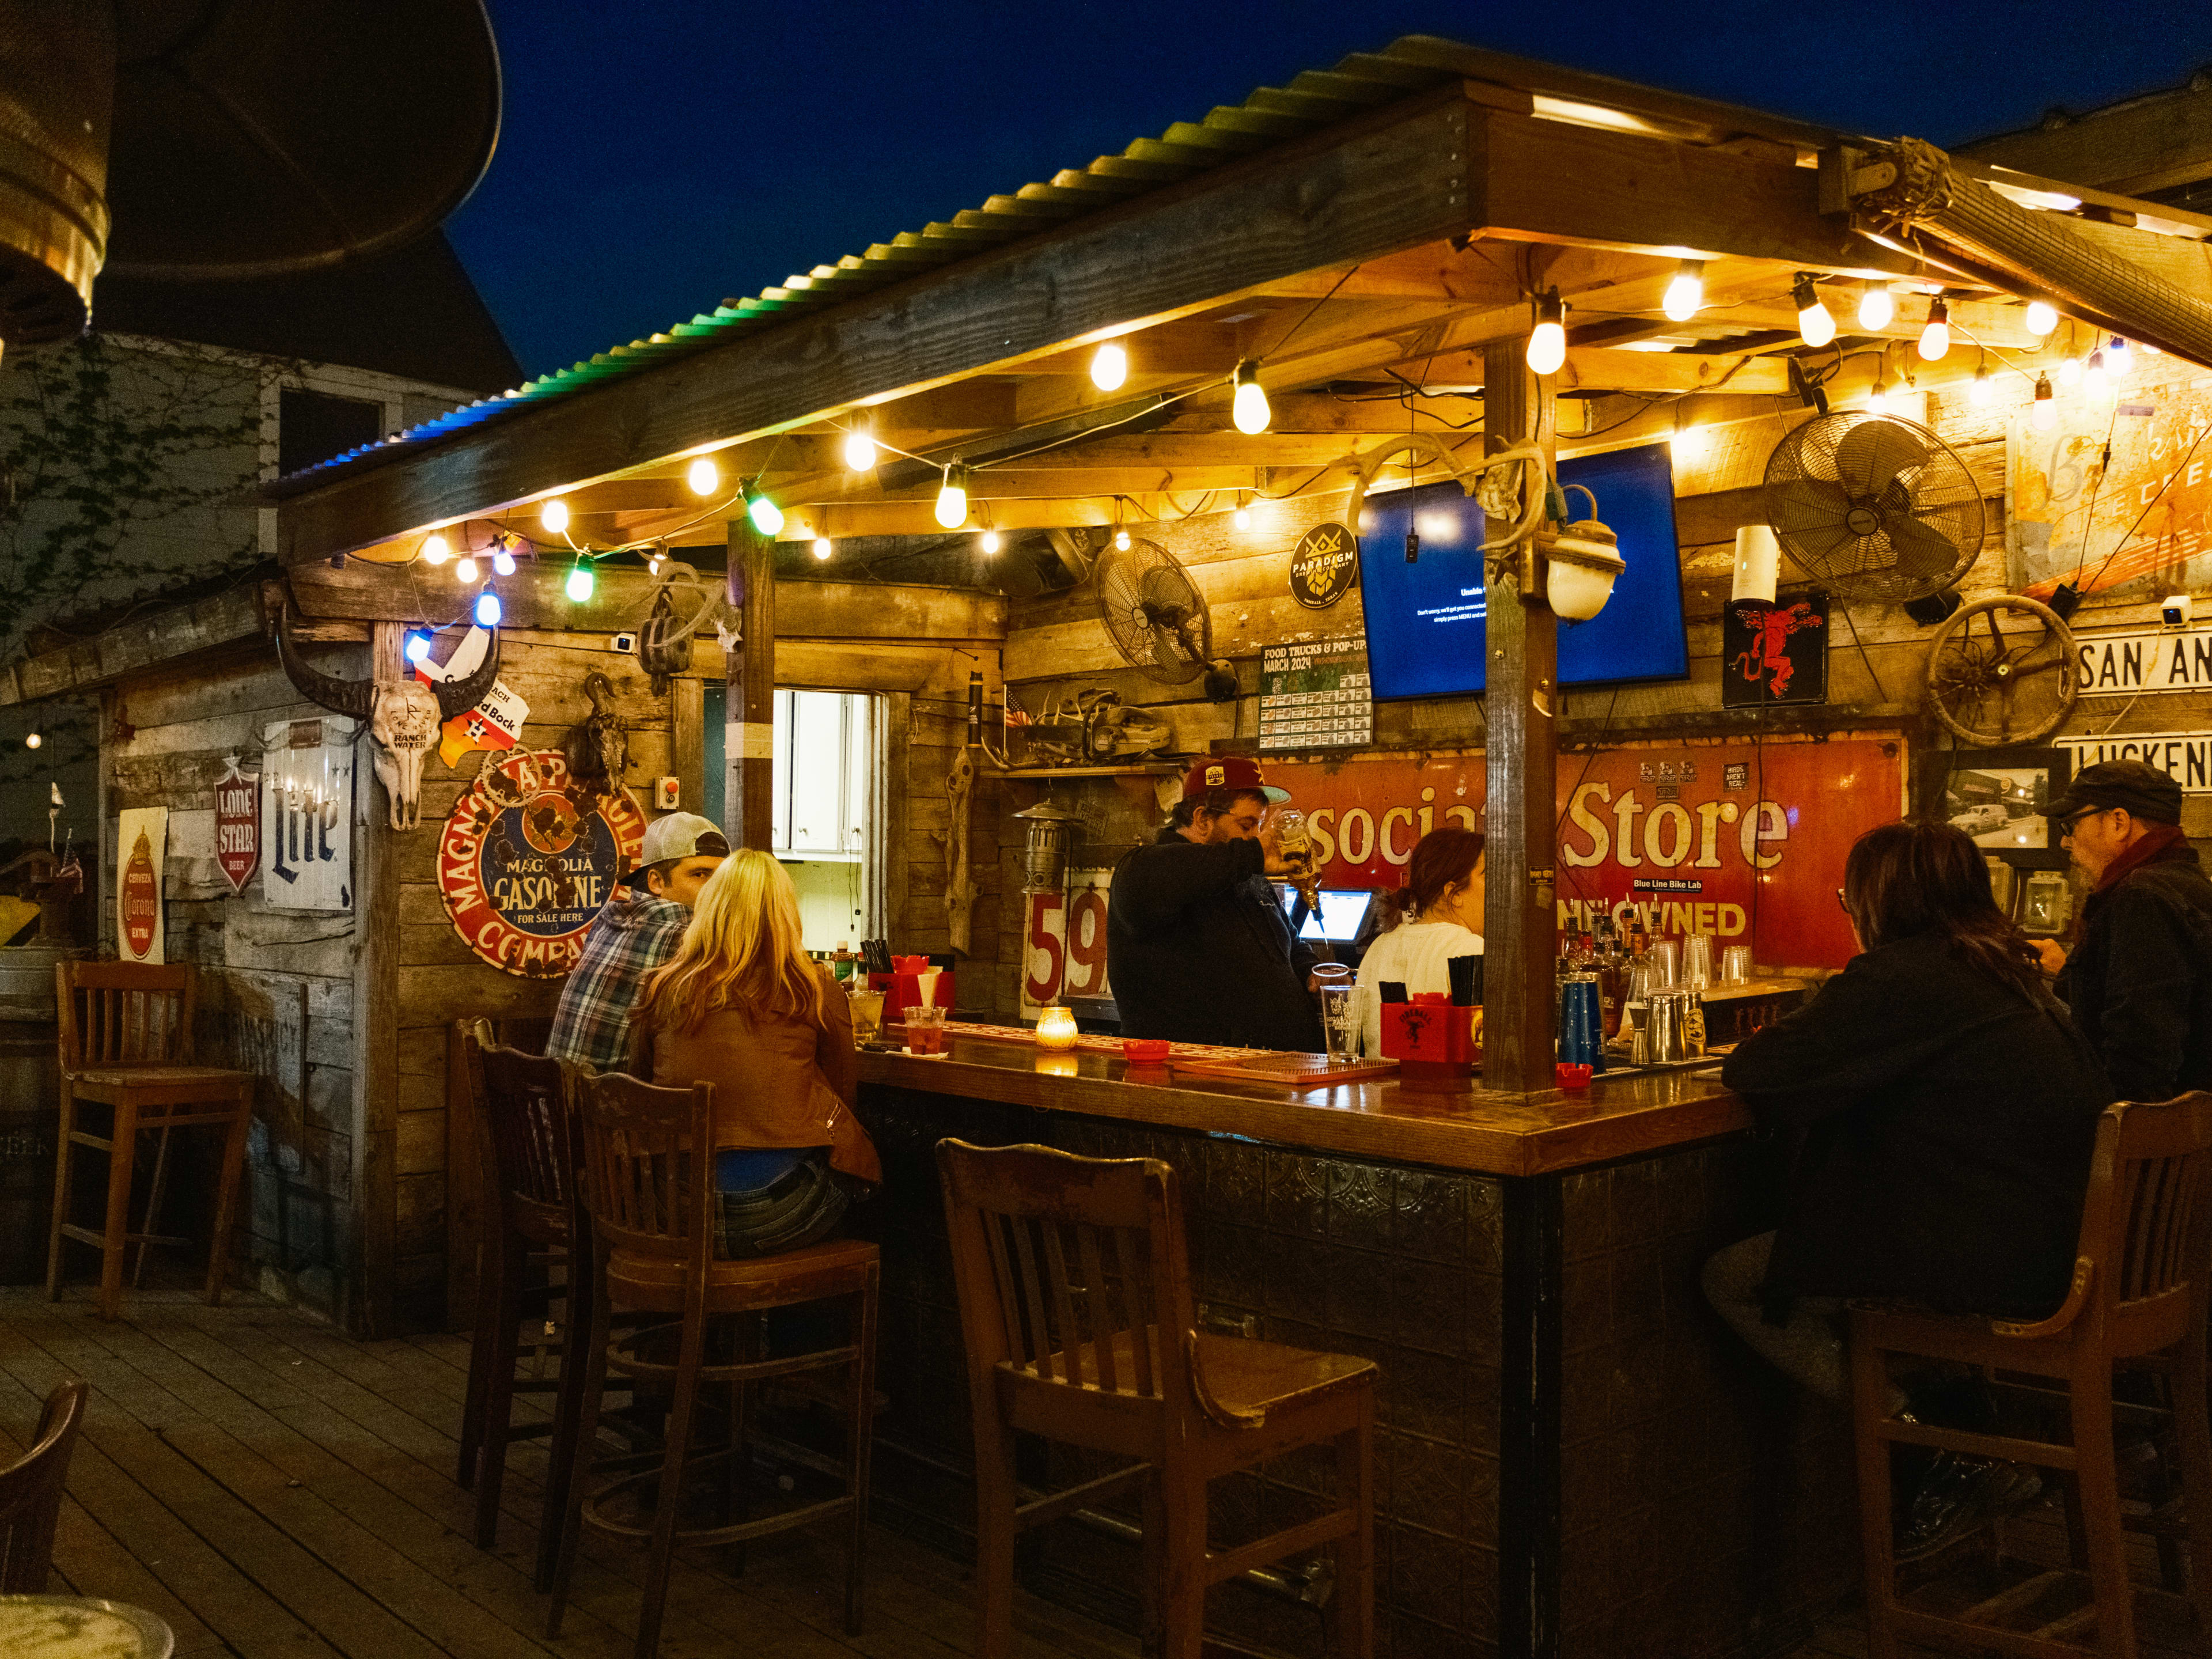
top-left (1763, 413), bottom-right (1984, 604)
top-left (1094, 537), bottom-right (1235, 699)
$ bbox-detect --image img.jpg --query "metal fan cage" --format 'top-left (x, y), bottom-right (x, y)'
top-left (1764, 414), bottom-right (1984, 603)
top-left (1094, 537), bottom-right (1211, 684)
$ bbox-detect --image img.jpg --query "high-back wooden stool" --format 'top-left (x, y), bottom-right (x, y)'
top-left (1851, 1093), bottom-right (2212, 1658)
top-left (547, 1070), bottom-right (878, 1659)
top-left (48, 961), bottom-right (254, 1320)
top-left (936, 1138), bottom-right (1377, 1659)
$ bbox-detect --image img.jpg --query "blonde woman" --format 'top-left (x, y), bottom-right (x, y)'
top-left (631, 850), bottom-right (880, 1257)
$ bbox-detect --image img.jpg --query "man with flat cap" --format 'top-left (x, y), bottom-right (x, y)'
top-left (2039, 759), bottom-right (2212, 1101)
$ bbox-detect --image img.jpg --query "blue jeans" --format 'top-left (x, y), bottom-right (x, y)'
top-left (713, 1149), bottom-right (856, 1259)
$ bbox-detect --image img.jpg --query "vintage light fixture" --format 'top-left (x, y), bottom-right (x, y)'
top-left (2032, 373), bottom-right (2057, 430)
top-left (1543, 512), bottom-right (1626, 623)
top-left (812, 536), bottom-right (834, 561)
top-left (1794, 275), bottom-right (1835, 348)
top-left (1525, 290), bottom-right (1567, 376)
top-left (474, 588), bottom-right (503, 628)
top-left (2024, 301), bottom-right (2059, 336)
top-left (686, 456), bottom-right (718, 495)
top-left (1090, 342), bottom-right (1128, 391)
top-left (1231, 359), bottom-right (1271, 434)
top-left (566, 556), bottom-right (594, 601)
top-left (1917, 297), bottom-right (1951, 361)
top-left (934, 465), bottom-right (970, 529)
top-left (744, 484), bottom-right (785, 536)
top-left (842, 425), bottom-right (877, 471)
top-left (420, 533), bottom-right (450, 566)
top-left (1858, 281), bottom-right (1896, 331)
top-left (540, 497), bottom-right (570, 535)
top-left (1662, 260), bottom-right (1705, 323)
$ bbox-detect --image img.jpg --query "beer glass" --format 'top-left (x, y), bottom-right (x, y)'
top-left (1272, 808), bottom-right (1320, 907)
top-left (1319, 986), bottom-right (1357, 1062)
top-left (1681, 934), bottom-right (1715, 989)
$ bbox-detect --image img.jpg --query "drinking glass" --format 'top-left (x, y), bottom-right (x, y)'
top-left (1319, 986), bottom-right (1357, 1061)
top-left (906, 1003), bottom-right (948, 1055)
top-left (1681, 934), bottom-right (1715, 989)
top-left (1648, 939), bottom-right (1679, 986)
top-left (847, 986), bottom-right (885, 1045)
top-left (1719, 945), bottom-right (1753, 984)
top-left (1273, 808), bottom-right (1319, 904)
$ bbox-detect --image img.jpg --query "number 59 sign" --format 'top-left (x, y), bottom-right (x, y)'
top-left (1021, 869), bottom-right (1113, 1016)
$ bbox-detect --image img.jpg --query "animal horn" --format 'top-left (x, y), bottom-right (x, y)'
top-left (274, 603), bottom-right (376, 721)
top-left (434, 624), bottom-right (503, 721)
top-left (583, 670), bottom-right (613, 712)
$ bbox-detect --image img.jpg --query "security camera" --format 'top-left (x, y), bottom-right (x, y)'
top-left (2162, 595), bottom-right (2193, 628)
top-left (611, 631), bottom-right (638, 654)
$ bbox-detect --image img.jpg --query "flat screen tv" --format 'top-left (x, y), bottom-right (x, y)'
top-left (1355, 441), bottom-right (1690, 699)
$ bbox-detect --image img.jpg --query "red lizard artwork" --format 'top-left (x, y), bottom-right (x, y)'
top-left (1732, 601), bottom-right (1824, 697)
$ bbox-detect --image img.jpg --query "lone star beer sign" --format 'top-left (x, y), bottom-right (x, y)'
top-left (214, 756), bottom-right (259, 895)
top-left (438, 749), bottom-right (647, 978)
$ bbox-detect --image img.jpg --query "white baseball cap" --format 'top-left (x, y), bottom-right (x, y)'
top-left (630, 812), bottom-right (730, 880)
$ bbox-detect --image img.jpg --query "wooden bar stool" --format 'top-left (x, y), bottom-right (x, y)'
top-left (1850, 1092), bottom-right (2212, 1658)
top-left (0, 1379), bottom-right (88, 1592)
top-left (48, 962), bottom-right (254, 1320)
top-left (935, 1138), bottom-right (1377, 1659)
top-left (547, 1071), bottom-right (878, 1659)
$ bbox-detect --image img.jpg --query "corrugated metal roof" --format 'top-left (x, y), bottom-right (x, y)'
top-left (268, 35), bottom-right (1849, 494)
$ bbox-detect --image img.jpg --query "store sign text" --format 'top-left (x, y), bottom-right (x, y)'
top-left (2076, 626), bottom-right (2212, 696)
top-left (2056, 729), bottom-right (2212, 794)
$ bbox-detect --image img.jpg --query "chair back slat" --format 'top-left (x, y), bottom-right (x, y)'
top-left (56, 961), bottom-right (194, 1073)
top-left (574, 1071), bottom-right (713, 1271)
top-left (937, 1140), bottom-right (1190, 1407)
top-left (2080, 1094), bottom-right (2212, 1343)
top-left (464, 1033), bottom-right (575, 1232)
top-left (0, 1379), bottom-right (88, 1593)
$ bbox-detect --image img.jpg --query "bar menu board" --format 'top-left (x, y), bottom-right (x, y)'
top-left (1260, 635), bottom-right (1373, 752)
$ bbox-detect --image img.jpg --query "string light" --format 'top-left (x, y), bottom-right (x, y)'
top-left (1917, 297), bottom-right (1950, 361)
top-left (2058, 354), bottom-right (2082, 387)
top-left (1793, 274), bottom-right (1835, 348)
top-left (1969, 364), bottom-right (1993, 406)
top-left (2082, 349), bottom-right (2110, 400)
top-left (1233, 498), bottom-right (1252, 532)
top-left (491, 537), bottom-right (516, 577)
top-left (1231, 359), bottom-right (1271, 433)
top-left (2106, 335), bottom-right (2130, 371)
top-left (455, 552), bottom-right (479, 584)
top-left (744, 484), bottom-right (784, 536)
top-left (411, 630), bottom-right (441, 665)
top-left (1115, 528), bottom-right (1132, 550)
top-left (2032, 373), bottom-right (2057, 430)
top-left (1525, 290), bottom-right (1567, 376)
top-left (1662, 260), bottom-right (1705, 323)
top-left (1859, 281), bottom-right (1895, 331)
top-left (934, 465), bottom-right (969, 529)
top-left (420, 533), bottom-right (450, 566)
top-left (22, 732), bottom-right (39, 750)
top-left (540, 498), bottom-right (570, 535)
top-left (566, 556), bottom-right (594, 601)
top-left (979, 529), bottom-right (1001, 554)
top-left (686, 456), bottom-right (718, 496)
top-left (1090, 342), bottom-right (1128, 391)
top-left (474, 588), bottom-right (502, 628)
top-left (812, 536), bottom-right (834, 561)
top-left (842, 425), bottom-right (877, 471)
top-left (2024, 301), bottom-right (2059, 336)
top-left (1669, 413), bottom-right (1708, 463)
top-left (1866, 376), bottom-right (1889, 412)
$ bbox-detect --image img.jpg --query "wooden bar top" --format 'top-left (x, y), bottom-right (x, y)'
top-left (856, 1031), bottom-right (1750, 1178)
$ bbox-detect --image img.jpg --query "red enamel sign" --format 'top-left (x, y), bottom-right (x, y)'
top-left (215, 762), bottom-right (259, 895)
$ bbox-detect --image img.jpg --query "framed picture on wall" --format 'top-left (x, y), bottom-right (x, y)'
top-left (1915, 745), bottom-right (2072, 872)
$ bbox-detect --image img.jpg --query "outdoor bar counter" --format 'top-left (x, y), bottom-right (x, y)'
top-left (848, 1028), bottom-right (1857, 1659)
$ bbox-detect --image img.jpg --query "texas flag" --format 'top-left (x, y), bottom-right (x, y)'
top-left (414, 627), bottom-right (531, 767)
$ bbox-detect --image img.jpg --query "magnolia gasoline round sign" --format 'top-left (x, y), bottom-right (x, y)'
top-left (438, 749), bottom-right (647, 978)
top-left (1288, 522), bottom-right (1359, 608)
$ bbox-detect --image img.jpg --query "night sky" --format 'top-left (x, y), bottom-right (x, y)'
top-left (447, 2), bottom-right (2212, 380)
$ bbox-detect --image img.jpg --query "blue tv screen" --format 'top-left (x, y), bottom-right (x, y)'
top-left (1355, 441), bottom-right (1690, 698)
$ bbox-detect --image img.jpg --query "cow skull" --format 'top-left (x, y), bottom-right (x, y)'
top-left (275, 605), bottom-right (502, 830)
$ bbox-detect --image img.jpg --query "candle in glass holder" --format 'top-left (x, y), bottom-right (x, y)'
top-left (1035, 1052), bottom-right (1080, 1079)
top-left (1034, 1005), bottom-right (1079, 1050)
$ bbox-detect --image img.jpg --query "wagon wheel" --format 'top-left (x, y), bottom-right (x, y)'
top-left (1924, 594), bottom-right (2078, 745)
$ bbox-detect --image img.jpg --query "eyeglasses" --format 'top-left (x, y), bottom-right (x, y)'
top-left (2058, 808), bottom-right (2105, 838)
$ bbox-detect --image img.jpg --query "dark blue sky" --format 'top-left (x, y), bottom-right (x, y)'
top-left (448, 2), bottom-right (2212, 378)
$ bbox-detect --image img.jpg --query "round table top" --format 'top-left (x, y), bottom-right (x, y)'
top-left (0, 1597), bottom-right (175, 1659)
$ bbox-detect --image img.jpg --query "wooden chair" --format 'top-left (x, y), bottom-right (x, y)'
top-left (547, 1071), bottom-right (878, 1659)
top-left (1851, 1092), bottom-right (2212, 1658)
top-left (48, 961), bottom-right (255, 1320)
top-left (935, 1139), bottom-right (1376, 1659)
top-left (0, 1379), bottom-right (88, 1592)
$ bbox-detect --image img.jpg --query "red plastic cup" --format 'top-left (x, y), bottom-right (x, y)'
top-left (1555, 1062), bottom-right (1594, 1092)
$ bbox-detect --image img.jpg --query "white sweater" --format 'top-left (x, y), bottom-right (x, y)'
top-left (1354, 919), bottom-right (1484, 1057)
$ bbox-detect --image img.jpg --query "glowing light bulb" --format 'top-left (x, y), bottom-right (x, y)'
top-left (1858, 282), bottom-right (1895, 331)
top-left (2059, 355), bottom-right (2082, 387)
top-left (1866, 378), bottom-right (1889, 412)
top-left (475, 589), bottom-right (502, 628)
top-left (404, 634), bottom-right (431, 665)
top-left (2083, 349), bottom-right (2110, 400)
top-left (934, 467), bottom-right (969, 529)
top-left (979, 529), bottom-right (1001, 554)
top-left (745, 487), bottom-right (784, 536)
top-left (1794, 275), bottom-right (1835, 348)
top-left (2032, 374), bottom-right (2057, 430)
top-left (420, 533), bottom-right (450, 566)
top-left (686, 456), bottom-right (718, 496)
top-left (2024, 301), bottom-right (2059, 336)
top-left (842, 426), bottom-right (877, 471)
top-left (491, 540), bottom-right (516, 577)
top-left (1232, 360), bottom-right (1271, 433)
top-left (540, 498), bottom-right (570, 535)
top-left (23, 733), bottom-right (39, 750)
top-left (566, 558), bottom-right (594, 601)
top-left (1525, 291), bottom-right (1567, 376)
top-left (455, 554), bottom-right (479, 584)
top-left (1917, 297), bottom-right (1950, 361)
top-left (2106, 336), bottom-right (2130, 371)
top-left (1115, 528), bottom-right (1131, 551)
top-left (1671, 424), bottom-right (1708, 463)
top-left (1090, 342), bottom-right (1128, 391)
top-left (1969, 366), bottom-right (1993, 406)
top-left (812, 537), bottom-right (834, 561)
top-left (1662, 259), bottom-right (1705, 323)
top-left (1233, 502), bottom-right (1252, 532)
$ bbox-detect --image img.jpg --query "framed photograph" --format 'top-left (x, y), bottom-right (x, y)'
top-left (1915, 745), bottom-right (2071, 872)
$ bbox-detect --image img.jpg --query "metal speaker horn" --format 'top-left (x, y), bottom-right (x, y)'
top-left (0, 1), bottom-right (115, 347)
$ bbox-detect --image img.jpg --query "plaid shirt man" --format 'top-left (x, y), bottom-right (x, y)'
top-left (546, 885), bottom-right (692, 1073)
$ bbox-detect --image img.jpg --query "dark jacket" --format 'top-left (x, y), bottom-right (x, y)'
top-left (1107, 828), bottom-right (1323, 1051)
top-left (2056, 841), bottom-right (2212, 1103)
top-left (1722, 930), bottom-right (2109, 1320)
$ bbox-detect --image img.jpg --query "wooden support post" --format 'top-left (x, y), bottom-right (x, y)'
top-left (350, 623), bottom-right (404, 1337)
top-left (671, 677), bottom-right (704, 816)
top-left (725, 521), bottom-right (777, 850)
top-left (1480, 339), bottom-right (1559, 1097)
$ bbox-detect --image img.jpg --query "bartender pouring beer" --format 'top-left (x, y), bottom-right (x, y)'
top-left (1106, 756), bottom-right (1324, 1051)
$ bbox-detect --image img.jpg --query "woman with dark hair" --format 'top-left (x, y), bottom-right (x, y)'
top-left (1703, 818), bottom-right (2109, 1558)
top-left (1351, 827), bottom-right (1483, 1056)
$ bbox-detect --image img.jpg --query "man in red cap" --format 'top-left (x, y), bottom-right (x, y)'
top-left (1106, 756), bottom-right (1322, 1051)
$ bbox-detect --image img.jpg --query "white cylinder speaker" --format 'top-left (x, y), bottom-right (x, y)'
top-left (1732, 524), bottom-right (1780, 605)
